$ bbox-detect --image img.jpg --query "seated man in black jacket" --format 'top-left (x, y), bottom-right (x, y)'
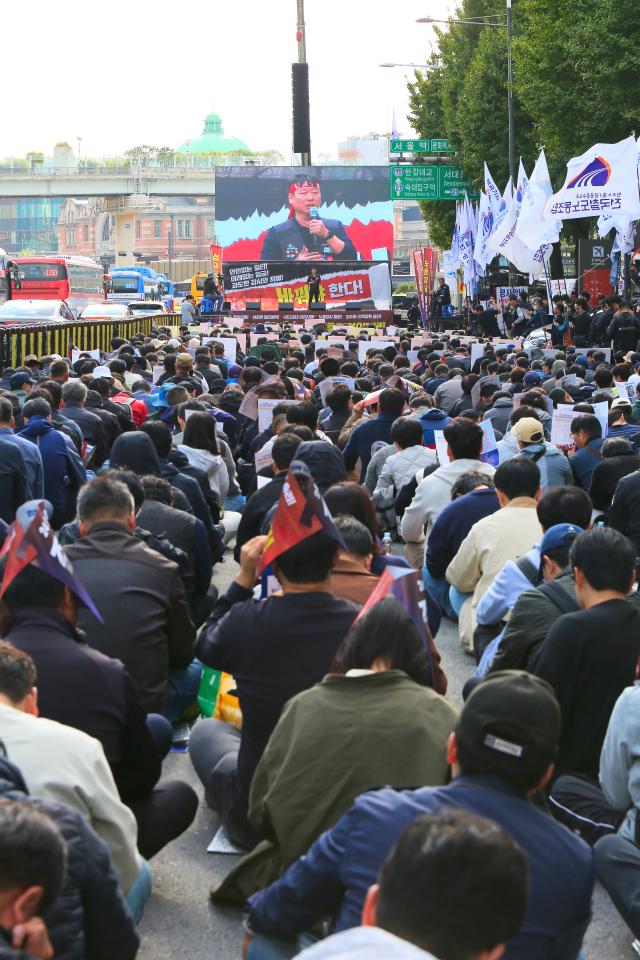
top-left (190, 532), bottom-right (359, 848)
top-left (1, 561), bottom-right (198, 863)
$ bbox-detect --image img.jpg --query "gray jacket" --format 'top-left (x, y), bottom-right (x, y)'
top-left (600, 684), bottom-right (640, 843)
top-left (434, 376), bottom-right (464, 414)
top-left (517, 441), bottom-right (574, 488)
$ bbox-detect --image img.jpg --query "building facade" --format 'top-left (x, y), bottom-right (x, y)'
top-left (56, 196), bottom-right (216, 265)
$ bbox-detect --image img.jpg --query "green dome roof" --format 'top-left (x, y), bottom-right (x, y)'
top-left (177, 111), bottom-right (249, 155)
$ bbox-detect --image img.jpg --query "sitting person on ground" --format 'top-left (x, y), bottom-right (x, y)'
top-left (138, 475), bottom-right (214, 626)
top-left (372, 417), bottom-right (437, 525)
top-left (292, 809), bottom-right (527, 960)
top-left (190, 531), bottom-right (359, 849)
top-left (0, 762), bottom-right (139, 960)
top-left (64, 476), bottom-right (197, 721)
top-left (512, 417), bottom-right (574, 488)
top-left (0, 797), bottom-right (65, 960)
top-left (589, 437), bottom-right (640, 517)
top-left (235, 433), bottom-right (302, 560)
top-left (534, 526), bottom-right (640, 781)
top-left (446, 458), bottom-right (542, 653)
top-left (0, 558), bottom-right (198, 865)
top-left (0, 643), bottom-right (149, 922)
top-left (606, 400), bottom-right (640, 450)
top-left (216, 597), bottom-right (457, 905)
top-left (342, 388), bottom-right (406, 481)
top-left (244, 671), bottom-right (595, 960)
top-left (401, 418), bottom-right (495, 571)
top-left (423, 472), bottom-right (499, 620)
top-left (475, 485), bottom-right (593, 639)
top-left (569, 414), bottom-right (604, 490)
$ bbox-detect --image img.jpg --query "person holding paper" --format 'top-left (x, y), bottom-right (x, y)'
top-left (512, 417), bottom-right (574, 488)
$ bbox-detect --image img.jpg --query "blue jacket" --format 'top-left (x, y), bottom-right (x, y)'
top-left (18, 418), bottom-right (86, 515)
top-left (570, 438), bottom-right (604, 491)
top-left (426, 487), bottom-right (500, 578)
top-left (417, 408), bottom-right (452, 448)
top-left (0, 426), bottom-right (44, 500)
top-left (342, 413), bottom-right (397, 481)
top-left (247, 775), bottom-right (595, 960)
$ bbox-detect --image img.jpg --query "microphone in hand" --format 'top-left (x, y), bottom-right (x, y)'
top-left (309, 206), bottom-right (320, 251)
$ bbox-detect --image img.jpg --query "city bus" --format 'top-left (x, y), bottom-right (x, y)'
top-left (108, 269), bottom-right (160, 303)
top-left (12, 256), bottom-right (105, 317)
top-left (110, 266), bottom-right (173, 309)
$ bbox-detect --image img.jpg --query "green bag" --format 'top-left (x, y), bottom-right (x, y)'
top-left (198, 667), bottom-right (222, 717)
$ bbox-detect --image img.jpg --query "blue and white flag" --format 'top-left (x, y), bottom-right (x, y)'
top-left (450, 202), bottom-right (461, 268)
top-left (486, 177), bottom-right (513, 253)
top-left (516, 148), bottom-right (560, 250)
top-left (473, 191), bottom-right (493, 273)
top-left (458, 201), bottom-right (476, 287)
top-left (484, 162), bottom-right (502, 219)
top-left (544, 135), bottom-right (640, 224)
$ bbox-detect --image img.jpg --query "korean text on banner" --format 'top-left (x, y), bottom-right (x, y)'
top-left (544, 136), bottom-right (640, 223)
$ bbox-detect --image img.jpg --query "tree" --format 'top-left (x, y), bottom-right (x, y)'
top-left (513, 0), bottom-right (639, 184)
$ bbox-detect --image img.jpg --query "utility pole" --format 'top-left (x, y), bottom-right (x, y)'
top-left (506, 0), bottom-right (515, 185)
top-left (296, 0), bottom-right (311, 166)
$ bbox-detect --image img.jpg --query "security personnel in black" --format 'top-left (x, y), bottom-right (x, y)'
top-left (260, 175), bottom-right (357, 262)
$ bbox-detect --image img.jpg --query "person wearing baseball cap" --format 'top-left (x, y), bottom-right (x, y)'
top-left (513, 416), bottom-right (574, 488)
top-left (244, 671), bottom-right (595, 960)
top-left (9, 371), bottom-right (37, 407)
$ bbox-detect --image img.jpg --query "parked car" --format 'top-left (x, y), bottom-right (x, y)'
top-left (127, 301), bottom-right (167, 317)
top-left (0, 299), bottom-right (75, 325)
top-left (81, 302), bottom-right (134, 320)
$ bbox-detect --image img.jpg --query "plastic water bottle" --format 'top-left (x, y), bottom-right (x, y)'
top-left (383, 532), bottom-right (392, 555)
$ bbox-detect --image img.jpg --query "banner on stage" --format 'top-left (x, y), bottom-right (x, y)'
top-left (222, 260), bottom-right (391, 311)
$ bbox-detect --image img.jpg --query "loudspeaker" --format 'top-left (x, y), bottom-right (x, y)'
top-left (279, 303), bottom-right (292, 312)
top-left (292, 63), bottom-right (311, 155)
top-left (345, 303), bottom-right (361, 312)
top-left (246, 302), bottom-right (261, 311)
top-left (222, 301), bottom-right (231, 312)
top-left (309, 302), bottom-right (326, 311)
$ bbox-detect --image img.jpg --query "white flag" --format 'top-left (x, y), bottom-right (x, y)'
top-left (474, 190), bottom-right (493, 272)
top-left (458, 200), bottom-right (475, 286)
top-left (516, 148), bottom-right (560, 250)
top-left (484, 162), bottom-right (502, 219)
top-left (494, 162), bottom-right (551, 278)
top-left (544, 135), bottom-right (640, 224)
top-left (487, 176), bottom-right (515, 253)
top-left (613, 221), bottom-right (636, 256)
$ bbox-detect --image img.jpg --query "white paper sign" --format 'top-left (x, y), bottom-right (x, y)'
top-left (255, 439), bottom-right (275, 473)
top-left (318, 375), bottom-right (355, 405)
top-left (257, 475), bottom-right (271, 490)
top-left (358, 340), bottom-right (394, 362)
top-left (257, 398), bottom-right (297, 433)
top-left (434, 430), bottom-right (450, 464)
top-left (552, 405), bottom-right (580, 450)
top-left (152, 364), bottom-right (164, 384)
top-left (72, 348), bottom-right (101, 364)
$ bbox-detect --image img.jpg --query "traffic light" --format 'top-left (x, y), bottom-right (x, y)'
top-left (292, 62), bottom-right (311, 156)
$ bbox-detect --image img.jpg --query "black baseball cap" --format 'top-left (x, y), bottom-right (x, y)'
top-left (458, 671), bottom-right (561, 775)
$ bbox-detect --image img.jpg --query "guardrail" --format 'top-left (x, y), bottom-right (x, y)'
top-left (0, 316), bottom-right (157, 372)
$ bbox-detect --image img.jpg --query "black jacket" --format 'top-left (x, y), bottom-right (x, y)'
top-left (85, 392), bottom-right (121, 449)
top-left (65, 522), bottom-right (195, 713)
top-left (0, 438), bottom-right (28, 524)
top-left (535, 599), bottom-right (640, 778)
top-left (158, 458), bottom-right (223, 556)
top-left (137, 499), bottom-right (213, 601)
top-left (609, 470), bottom-right (640, 552)
top-left (234, 474), bottom-right (286, 562)
top-left (60, 403), bottom-right (108, 466)
top-left (196, 584), bottom-right (358, 819)
top-left (589, 454), bottom-right (640, 514)
top-left (0, 758), bottom-right (138, 960)
top-left (3, 609), bottom-right (160, 804)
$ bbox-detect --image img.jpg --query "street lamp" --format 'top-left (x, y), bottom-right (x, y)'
top-left (417, 2), bottom-right (515, 183)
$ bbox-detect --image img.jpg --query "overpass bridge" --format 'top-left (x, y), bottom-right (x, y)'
top-left (0, 166), bottom-right (215, 198)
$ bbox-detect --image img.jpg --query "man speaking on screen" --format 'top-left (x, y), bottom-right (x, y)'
top-left (260, 175), bottom-right (358, 261)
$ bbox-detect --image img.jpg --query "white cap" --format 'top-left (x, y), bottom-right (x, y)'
top-left (92, 365), bottom-right (114, 379)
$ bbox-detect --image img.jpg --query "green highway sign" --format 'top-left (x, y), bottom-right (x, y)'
top-left (390, 164), bottom-right (479, 201)
top-left (390, 138), bottom-right (454, 154)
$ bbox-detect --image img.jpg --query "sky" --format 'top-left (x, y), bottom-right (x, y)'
top-left (4, 0), bottom-right (453, 161)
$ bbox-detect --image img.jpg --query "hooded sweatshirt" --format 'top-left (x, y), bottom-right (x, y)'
top-left (109, 432), bottom-right (162, 475)
top-left (176, 444), bottom-right (229, 503)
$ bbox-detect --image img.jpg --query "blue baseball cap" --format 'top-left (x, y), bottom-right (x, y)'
top-left (575, 354), bottom-right (588, 366)
top-left (539, 523), bottom-right (583, 557)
